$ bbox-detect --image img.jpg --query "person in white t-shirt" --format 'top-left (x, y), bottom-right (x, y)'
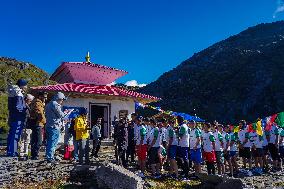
top-left (148, 119), bottom-right (162, 178)
top-left (224, 125), bottom-right (238, 177)
top-left (143, 117), bottom-right (151, 145)
top-left (247, 128), bottom-right (264, 175)
top-left (266, 123), bottom-right (280, 171)
top-left (188, 120), bottom-right (202, 174)
top-left (202, 123), bottom-right (216, 175)
top-left (229, 127), bottom-right (239, 177)
top-left (177, 116), bottom-right (190, 178)
top-left (136, 117), bottom-right (147, 178)
top-left (161, 118), bottom-right (168, 148)
top-left (238, 120), bottom-right (252, 170)
top-left (213, 124), bottom-right (225, 175)
top-left (279, 127), bottom-right (284, 170)
top-left (167, 120), bottom-right (179, 178)
top-left (223, 126), bottom-right (231, 174)
top-left (262, 128), bottom-right (269, 171)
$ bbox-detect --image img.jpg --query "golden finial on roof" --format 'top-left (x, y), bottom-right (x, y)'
top-left (85, 51), bottom-right (91, 63)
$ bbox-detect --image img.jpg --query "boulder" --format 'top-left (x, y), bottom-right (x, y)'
top-left (196, 173), bottom-right (224, 185)
top-left (216, 178), bottom-right (243, 189)
top-left (95, 161), bottom-right (144, 189)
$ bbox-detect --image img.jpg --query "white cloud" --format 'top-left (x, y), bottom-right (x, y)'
top-left (273, 0), bottom-right (284, 18)
top-left (125, 80), bottom-right (147, 87)
top-left (107, 81), bottom-right (116, 86)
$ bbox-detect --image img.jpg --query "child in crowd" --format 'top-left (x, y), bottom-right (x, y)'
top-left (202, 123), bottom-right (216, 175)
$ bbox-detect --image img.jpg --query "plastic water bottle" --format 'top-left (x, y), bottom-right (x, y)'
top-left (28, 144), bottom-right (31, 158)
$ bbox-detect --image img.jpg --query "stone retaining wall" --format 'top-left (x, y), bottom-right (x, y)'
top-left (95, 161), bottom-right (144, 189)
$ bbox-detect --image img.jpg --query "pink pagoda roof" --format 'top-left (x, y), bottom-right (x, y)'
top-left (31, 83), bottom-right (161, 103)
top-left (50, 62), bottom-right (128, 85)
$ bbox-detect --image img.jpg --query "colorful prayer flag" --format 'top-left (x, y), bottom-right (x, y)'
top-left (256, 119), bottom-right (263, 136)
top-left (266, 114), bottom-right (277, 131)
top-left (275, 112), bottom-right (284, 128)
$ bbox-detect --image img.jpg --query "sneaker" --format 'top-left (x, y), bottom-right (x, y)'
top-left (247, 171), bottom-right (253, 177)
top-left (19, 156), bottom-right (28, 161)
top-left (180, 177), bottom-right (190, 181)
top-left (171, 175), bottom-right (178, 180)
top-left (84, 161), bottom-right (90, 165)
top-left (154, 174), bottom-right (161, 179)
top-left (137, 172), bottom-right (145, 178)
top-left (47, 160), bottom-right (59, 165)
top-left (271, 168), bottom-right (277, 173)
top-left (31, 156), bottom-right (39, 160)
top-left (228, 173), bottom-right (234, 177)
top-left (54, 156), bottom-right (62, 161)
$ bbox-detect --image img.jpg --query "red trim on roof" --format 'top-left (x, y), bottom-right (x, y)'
top-left (31, 83), bottom-right (161, 101)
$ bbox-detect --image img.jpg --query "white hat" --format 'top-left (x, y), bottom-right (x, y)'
top-left (26, 94), bottom-right (35, 101)
top-left (54, 92), bottom-right (66, 100)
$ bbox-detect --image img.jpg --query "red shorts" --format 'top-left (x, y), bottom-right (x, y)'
top-left (203, 151), bottom-right (216, 163)
top-left (137, 145), bottom-right (147, 161)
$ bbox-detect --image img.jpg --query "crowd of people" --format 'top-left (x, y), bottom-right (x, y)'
top-left (5, 79), bottom-right (284, 180)
top-left (6, 79), bottom-right (101, 165)
top-left (113, 114), bottom-right (284, 180)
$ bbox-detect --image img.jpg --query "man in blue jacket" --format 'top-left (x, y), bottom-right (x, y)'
top-left (45, 92), bottom-right (67, 164)
top-left (7, 79), bottom-right (28, 157)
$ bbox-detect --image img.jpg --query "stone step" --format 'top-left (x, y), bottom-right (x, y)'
top-left (101, 138), bottom-right (114, 147)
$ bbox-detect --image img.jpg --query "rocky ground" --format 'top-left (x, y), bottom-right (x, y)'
top-left (0, 146), bottom-right (114, 189)
top-left (0, 144), bottom-right (283, 189)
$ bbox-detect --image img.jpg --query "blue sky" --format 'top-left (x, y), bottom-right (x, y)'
top-left (0, 0), bottom-right (284, 85)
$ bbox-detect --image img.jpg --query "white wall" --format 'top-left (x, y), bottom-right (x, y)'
top-left (57, 96), bottom-right (135, 142)
top-left (63, 97), bottom-right (135, 121)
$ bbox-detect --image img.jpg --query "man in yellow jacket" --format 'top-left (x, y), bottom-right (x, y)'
top-left (74, 108), bottom-right (90, 164)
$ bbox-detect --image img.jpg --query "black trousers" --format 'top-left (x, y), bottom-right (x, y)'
top-left (206, 162), bottom-right (216, 175)
top-left (92, 139), bottom-right (101, 156)
top-left (118, 146), bottom-right (127, 167)
top-left (126, 143), bottom-right (135, 162)
top-left (31, 125), bottom-right (42, 158)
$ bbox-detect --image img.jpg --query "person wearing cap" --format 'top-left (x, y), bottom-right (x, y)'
top-left (45, 92), bottom-right (67, 164)
top-left (29, 91), bottom-right (48, 160)
top-left (19, 94), bottom-right (35, 159)
top-left (74, 108), bottom-right (90, 164)
top-left (7, 79), bottom-right (28, 157)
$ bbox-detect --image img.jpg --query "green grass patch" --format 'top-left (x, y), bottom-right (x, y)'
top-left (146, 178), bottom-right (202, 189)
